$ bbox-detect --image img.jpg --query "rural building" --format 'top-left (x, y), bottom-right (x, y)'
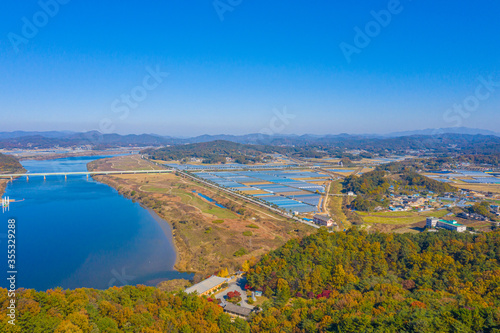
top-left (457, 212), bottom-right (489, 221)
top-left (313, 214), bottom-right (335, 227)
top-left (222, 303), bottom-right (253, 318)
top-left (185, 275), bottom-right (228, 296)
top-left (426, 217), bottom-right (466, 232)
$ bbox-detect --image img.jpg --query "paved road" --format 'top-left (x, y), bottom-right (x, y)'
top-left (214, 277), bottom-right (254, 310)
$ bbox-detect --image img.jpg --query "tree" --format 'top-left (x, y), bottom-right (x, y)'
top-left (242, 260), bottom-right (251, 272)
top-left (218, 268), bottom-right (229, 278)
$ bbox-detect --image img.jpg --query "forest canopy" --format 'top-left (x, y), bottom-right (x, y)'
top-left (2, 229), bottom-right (499, 332)
top-left (246, 229), bottom-right (500, 332)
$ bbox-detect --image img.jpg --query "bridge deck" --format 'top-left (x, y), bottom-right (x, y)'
top-left (0, 170), bottom-right (174, 178)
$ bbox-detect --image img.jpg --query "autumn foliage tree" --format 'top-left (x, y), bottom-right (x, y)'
top-left (246, 228), bottom-right (500, 332)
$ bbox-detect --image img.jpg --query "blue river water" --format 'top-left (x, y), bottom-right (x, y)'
top-left (1, 155), bottom-right (190, 290)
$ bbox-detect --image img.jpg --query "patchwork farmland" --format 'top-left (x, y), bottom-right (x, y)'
top-left (192, 170), bottom-right (331, 213)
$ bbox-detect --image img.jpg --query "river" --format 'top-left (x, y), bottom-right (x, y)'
top-left (0, 155), bottom-right (190, 290)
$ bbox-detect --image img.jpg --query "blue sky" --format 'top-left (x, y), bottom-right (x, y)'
top-left (0, 0), bottom-right (499, 136)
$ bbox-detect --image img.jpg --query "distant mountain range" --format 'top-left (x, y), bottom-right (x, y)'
top-left (386, 127), bottom-right (500, 137)
top-left (0, 127), bottom-right (499, 149)
top-left (0, 131), bottom-right (76, 140)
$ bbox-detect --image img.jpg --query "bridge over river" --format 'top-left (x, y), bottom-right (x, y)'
top-left (0, 169), bottom-right (174, 181)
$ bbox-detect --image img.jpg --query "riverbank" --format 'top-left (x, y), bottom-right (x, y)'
top-left (88, 155), bottom-right (315, 279)
top-left (0, 179), bottom-right (7, 198)
top-left (0, 171), bottom-right (26, 198)
top-left (91, 174), bottom-right (190, 272)
top-left (0, 153), bottom-right (25, 197)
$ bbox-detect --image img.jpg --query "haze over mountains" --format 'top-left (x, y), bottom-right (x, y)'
top-left (0, 127), bottom-right (498, 143)
top-left (0, 127), bottom-right (499, 154)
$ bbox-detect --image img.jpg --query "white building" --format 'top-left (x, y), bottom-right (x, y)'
top-left (426, 217), bottom-right (466, 232)
top-left (185, 275), bottom-right (229, 296)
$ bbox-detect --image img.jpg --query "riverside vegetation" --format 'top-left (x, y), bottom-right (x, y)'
top-left (0, 153), bottom-right (25, 196)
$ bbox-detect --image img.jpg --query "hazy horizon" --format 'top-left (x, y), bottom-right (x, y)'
top-left (0, 126), bottom-right (498, 138)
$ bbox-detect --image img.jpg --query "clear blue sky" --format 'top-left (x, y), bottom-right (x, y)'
top-left (1, 0), bottom-right (499, 136)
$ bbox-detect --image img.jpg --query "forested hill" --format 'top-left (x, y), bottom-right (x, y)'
top-left (0, 153), bottom-right (24, 173)
top-left (0, 287), bottom-right (251, 332)
top-left (246, 229), bottom-right (500, 332)
top-left (144, 140), bottom-right (282, 164)
top-left (342, 169), bottom-right (457, 211)
top-left (2, 229), bottom-right (499, 332)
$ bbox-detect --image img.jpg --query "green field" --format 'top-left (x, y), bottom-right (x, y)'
top-left (142, 186), bottom-right (170, 193)
top-left (357, 209), bottom-right (449, 225)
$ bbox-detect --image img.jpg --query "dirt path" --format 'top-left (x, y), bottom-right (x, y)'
top-left (321, 182), bottom-right (331, 213)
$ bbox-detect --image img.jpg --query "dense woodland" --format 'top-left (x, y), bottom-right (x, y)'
top-left (0, 286), bottom-right (250, 332)
top-left (246, 229), bottom-right (500, 332)
top-left (2, 229), bottom-right (499, 332)
top-left (0, 153), bottom-right (24, 173)
top-left (144, 140), bottom-right (275, 164)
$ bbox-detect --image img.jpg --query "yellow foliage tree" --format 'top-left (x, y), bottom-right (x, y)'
top-left (218, 267), bottom-right (229, 277)
top-left (242, 260), bottom-right (251, 272)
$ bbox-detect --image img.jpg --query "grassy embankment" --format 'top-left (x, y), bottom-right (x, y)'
top-left (88, 155), bottom-right (314, 279)
top-left (327, 180), bottom-right (351, 230)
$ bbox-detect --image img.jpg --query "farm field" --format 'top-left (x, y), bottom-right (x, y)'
top-left (192, 170), bottom-right (327, 213)
top-left (357, 209), bottom-right (449, 225)
top-left (451, 183), bottom-right (500, 194)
